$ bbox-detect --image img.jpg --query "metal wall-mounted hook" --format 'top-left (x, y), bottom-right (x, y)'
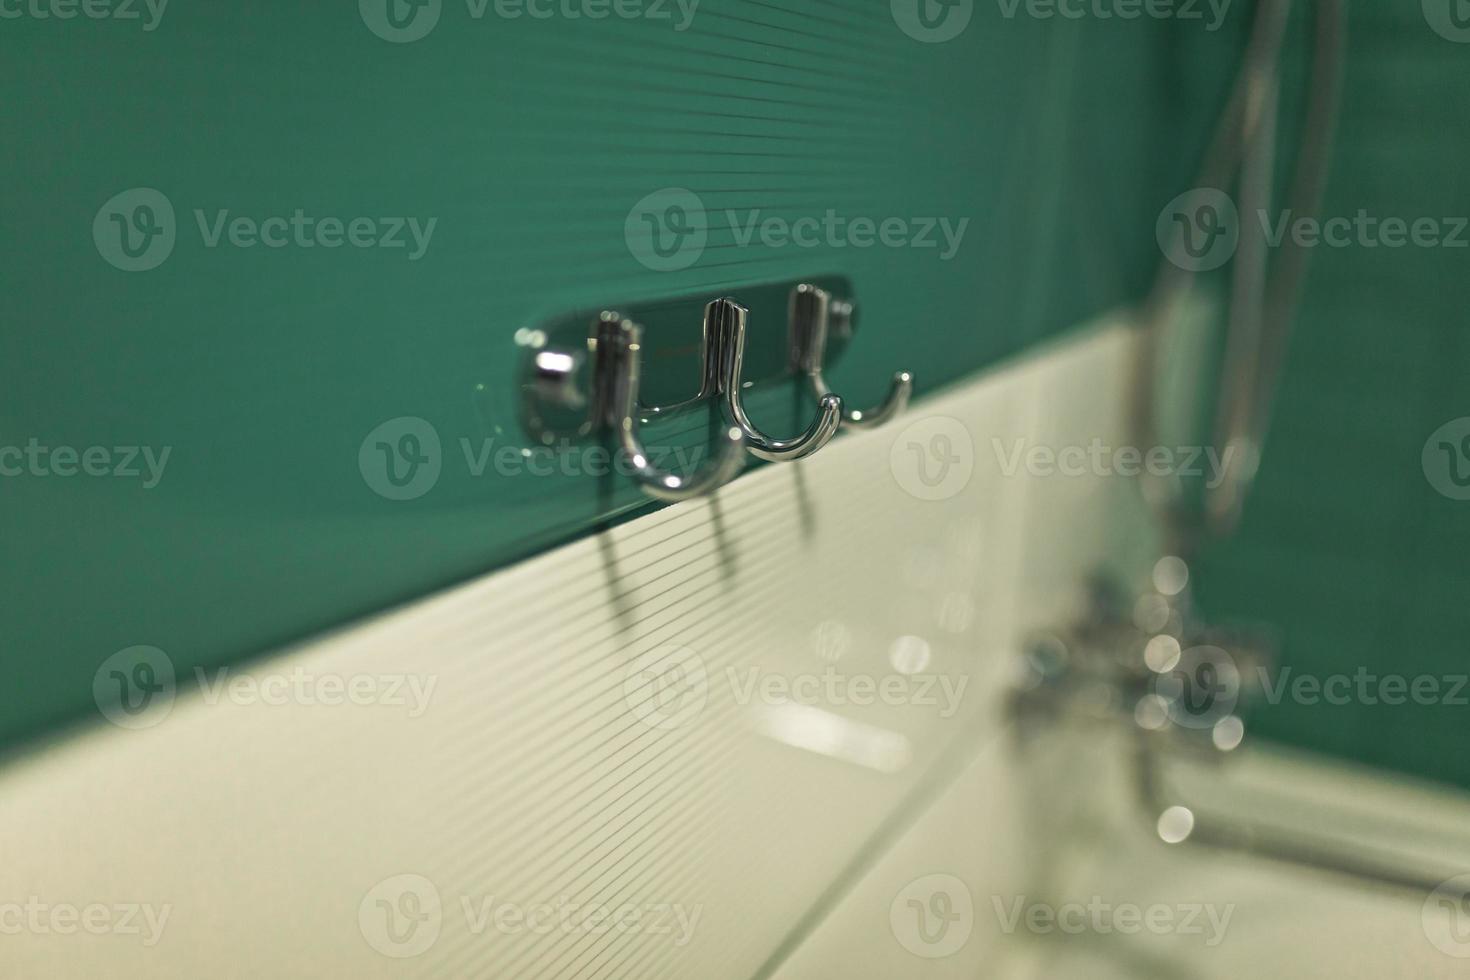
top-left (592, 312), bottom-right (746, 502)
top-left (700, 298), bottom-right (843, 462)
top-left (790, 284), bottom-right (913, 429)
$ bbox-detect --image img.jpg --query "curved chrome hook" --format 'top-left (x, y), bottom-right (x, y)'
top-left (790, 284), bottom-right (913, 429)
top-left (701, 298), bottom-right (843, 463)
top-left (594, 312), bottom-right (746, 502)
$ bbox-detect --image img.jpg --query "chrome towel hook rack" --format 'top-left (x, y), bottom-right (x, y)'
top-left (700, 297), bottom-right (843, 462)
top-left (517, 275), bottom-right (913, 501)
top-left (591, 312), bottom-right (746, 502)
top-left (789, 283), bottom-right (913, 430)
